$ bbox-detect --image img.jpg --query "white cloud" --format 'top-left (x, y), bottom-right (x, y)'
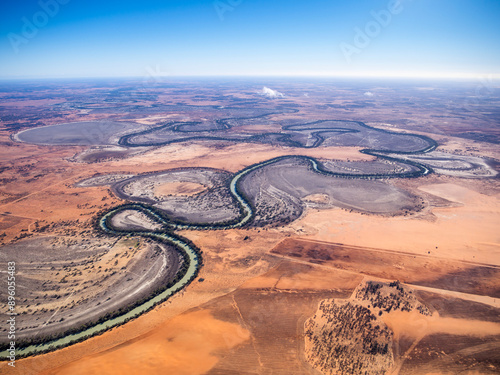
top-left (259, 86), bottom-right (284, 99)
top-left (364, 91), bottom-right (374, 97)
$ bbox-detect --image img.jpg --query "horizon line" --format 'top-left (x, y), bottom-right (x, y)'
top-left (1, 72), bottom-right (499, 81)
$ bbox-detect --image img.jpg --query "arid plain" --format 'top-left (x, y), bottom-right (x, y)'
top-left (0, 79), bottom-right (499, 374)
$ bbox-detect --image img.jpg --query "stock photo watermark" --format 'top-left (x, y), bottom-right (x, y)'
top-left (7, 0), bottom-right (70, 54)
top-left (140, 64), bottom-right (169, 91)
top-left (213, 0), bottom-right (243, 21)
top-left (6, 262), bottom-right (17, 367)
top-left (340, 0), bottom-right (410, 63)
top-left (463, 74), bottom-right (496, 113)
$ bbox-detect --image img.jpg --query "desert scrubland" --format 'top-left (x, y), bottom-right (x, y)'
top-left (0, 79), bottom-right (499, 374)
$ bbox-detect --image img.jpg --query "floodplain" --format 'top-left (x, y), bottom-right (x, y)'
top-left (0, 78), bottom-right (499, 375)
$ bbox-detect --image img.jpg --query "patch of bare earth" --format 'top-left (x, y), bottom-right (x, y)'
top-left (153, 181), bottom-right (206, 197)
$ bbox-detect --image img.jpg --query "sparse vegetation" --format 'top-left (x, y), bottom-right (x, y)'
top-left (305, 281), bottom-right (430, 375)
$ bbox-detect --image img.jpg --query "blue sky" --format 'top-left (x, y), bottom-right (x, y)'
top-left (0, 0), bottom-right (499, 78)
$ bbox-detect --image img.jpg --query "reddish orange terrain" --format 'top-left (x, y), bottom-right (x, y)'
top-left (0, 80), bottom-right (499, 375)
